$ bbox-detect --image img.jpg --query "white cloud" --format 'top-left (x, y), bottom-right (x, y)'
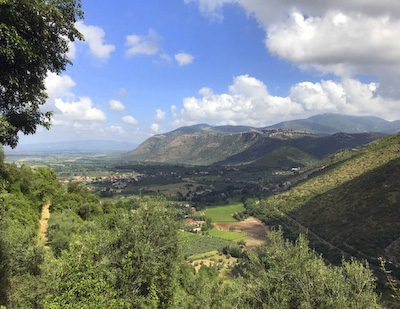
top-left (175, 52), bottom-right (195, 66)
top-left (125, 29), bottom-right (160, 57)
top-left (151, 123), bottom-right (161, 133)
top-left (66, 41), bottom-right (76, 60)
top-left (53, 97), bottom-right (107, 124)
top-left (187, 0), bottom-right (400, 99)
top-left (176, 75), bottom-right (303, 126)
top-left (108, 99), bottom-right (126, 111)
top-left (184, 0), bottom-right (233, 21)
top-left (160, 53), bottom-right (173, 63)
top-left (75, 21), bottom-right (115, 59)
top-left (171, 105), bottom-right (178, 119)
top-left (186, 0), bottom-right (400, 24)
top-left (155, 109), bottom-right (166, 121)
top-left (45, 72), bottom-right (75, 100)
top-left (266, 11), bottom-right (400, 77)
top-left (173, 75), bottom-right (400, 126)
top-left (122, 115), bottom-right (138, 125)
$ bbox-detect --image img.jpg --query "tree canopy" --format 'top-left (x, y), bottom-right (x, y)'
top-left (0, 0), bottom-right (83, 147)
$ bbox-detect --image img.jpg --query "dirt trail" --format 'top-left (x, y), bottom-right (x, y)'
top-left (38, 201), bottom-right (50, 244)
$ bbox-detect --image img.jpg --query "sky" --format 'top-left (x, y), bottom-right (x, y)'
top-left (18, 0), bottom-right (400, 145)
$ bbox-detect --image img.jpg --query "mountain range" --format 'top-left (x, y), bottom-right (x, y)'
top-left (128, 114), bottom-right (397, 165)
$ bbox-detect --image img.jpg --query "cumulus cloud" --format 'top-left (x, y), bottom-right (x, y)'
top-left (155, 109), bottom-right (166, 121)
top-left (108, 99), bottom-right (126, 111)
top-left (45, 72), bottom-right (75, 100)
top-left (171, 105), bottom-right (178, 119)
top-left (125, 29), bottom-right (160, 57)
top-left (122, 115), bottom-right (138, 125)
top-left (186, 0), bottom-right (400, 99)
top-left (186, 0), bottom-right (400, 24)
top-left (175, 52), bottom-right (195, 66)
top-left (151, 123), bottom-right (161, 133)
top-left (75, 21), bottom-right (115, 59)
top-left (173, 75), bottom-right (400, 126)
top-left (53, 97), bottom-right (107, 125)
top-left (175, 75), bottom-right (303, 126)
top-left (66, 40), bottom-right (76, 60)
top-left (266, 11), bottom-right (400, 77)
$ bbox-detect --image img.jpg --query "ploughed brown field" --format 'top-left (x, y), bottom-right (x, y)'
top-left (214, 217), bottom-right (268, 247)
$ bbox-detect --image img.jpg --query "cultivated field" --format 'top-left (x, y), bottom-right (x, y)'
top-left (204, 203), bottom-right (245, 222)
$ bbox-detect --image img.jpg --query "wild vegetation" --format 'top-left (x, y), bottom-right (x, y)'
top-left (0, 147), bottom-right (388, 308)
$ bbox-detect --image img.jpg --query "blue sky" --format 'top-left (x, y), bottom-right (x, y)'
top-left (18, 0), bottom-right (400, 145)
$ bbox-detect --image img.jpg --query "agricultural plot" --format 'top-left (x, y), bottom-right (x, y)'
top-left (204, 203), bottom-right (245, 222)
top-left (179, 231), bottom-right (231, 257)
top-left (207, 229), bottom-right (246, 240)
top-left (189, 251), bottom-right (238, 277)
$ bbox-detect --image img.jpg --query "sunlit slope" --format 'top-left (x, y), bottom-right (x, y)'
top-left (257, 133), bottom-right (400, 262)
top-left (291, 157), bottom-right (400, 262)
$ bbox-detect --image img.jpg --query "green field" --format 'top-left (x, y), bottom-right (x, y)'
top-left (207, 229), bottom-right (246, 240)
top-left (179, 231), bottom-right (231, 257)
top-left (204, 203), bottom-right (245, 222)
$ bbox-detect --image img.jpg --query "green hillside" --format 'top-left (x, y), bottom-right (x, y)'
top-left (291, 157), bottom-right (400, 263)
top-left (249, 146), bottom-right (317, 167)
top-left (257, 133), bottom-right (400, 212)
top-left (249, 133), bottom-right (400, 267)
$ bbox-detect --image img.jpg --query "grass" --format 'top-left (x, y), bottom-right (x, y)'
top-left (179, 231), bottom-right (231, 257)
top-left (204, 203), bottom-right (245, 222)
top-left (207, 228), bottom-right (246, 241)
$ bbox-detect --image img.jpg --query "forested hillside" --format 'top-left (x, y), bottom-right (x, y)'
top-left (244, 133), bottom-right (400, 285)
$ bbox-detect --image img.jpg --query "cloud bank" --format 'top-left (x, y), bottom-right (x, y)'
top-left (173, 75), bottom-right (400, 127)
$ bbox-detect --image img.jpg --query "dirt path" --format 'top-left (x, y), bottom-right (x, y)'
top-left (38, 201), bottom-right (50, 244)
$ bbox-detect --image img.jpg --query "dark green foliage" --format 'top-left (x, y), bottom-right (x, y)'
top-left (41, 198), bottom-right (180, 308)
top-left (47, 210), bottom-right (83, 256)
top-left (228, 231), bottom-right (381, 309)
top-left (202, 217), bottom-right (213, 231)
top-left (0, 0), bottom-right (83, 147)
top-left (179, 232), bottom-right (231, 257)
top-left (0, 162), bottom-right (59, 307)
top-left (175, 263), bottom-right (229, 308)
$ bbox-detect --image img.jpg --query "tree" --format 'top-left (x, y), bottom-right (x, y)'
top-left (0, 0), bottom-right (83, 147)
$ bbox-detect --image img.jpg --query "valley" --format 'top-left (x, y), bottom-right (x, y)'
top-left (3, 115), bottom-right (400, 307)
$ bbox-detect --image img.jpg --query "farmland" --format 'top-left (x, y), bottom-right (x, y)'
top-left (204, 203), bottom-right (245, 222)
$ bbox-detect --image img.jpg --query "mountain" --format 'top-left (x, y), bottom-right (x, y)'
top-left (4, 140), bottom-right (137, 155)
top-left (127, 129), bottom-right (264, 165)
top-left (265, 113), bottom-right (400, 134)
top-left (166, 123), bottom-right (256, 135)
top-left (127, 114), bottom-right (399, 165)
top-left (128, 126), bottom-right (386, 166)
top-left (252, 133), bottom-right (400, 268)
